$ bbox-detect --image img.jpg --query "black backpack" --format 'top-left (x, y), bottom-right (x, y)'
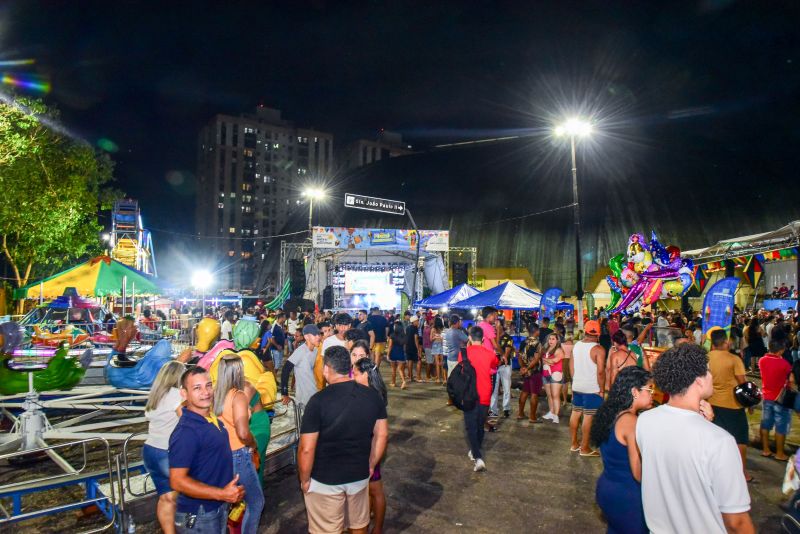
top-left (447, 348), bottom-right (479, 411)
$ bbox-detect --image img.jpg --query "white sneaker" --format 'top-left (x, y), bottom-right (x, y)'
top-left (542, 412), bottom-right (554, 421)
top-left (474, 458), bottom-right (486, 472)
top-left (468, 450), bottom-right (475, 462)
top-left (551, 415), bottom-right (560, 424)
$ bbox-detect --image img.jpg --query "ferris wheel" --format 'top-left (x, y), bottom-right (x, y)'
top-left (110, 199), bottom-right (157, 276)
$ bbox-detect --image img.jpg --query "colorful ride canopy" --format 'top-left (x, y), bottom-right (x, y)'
top-left (14, 255), bottom-right (162, 299)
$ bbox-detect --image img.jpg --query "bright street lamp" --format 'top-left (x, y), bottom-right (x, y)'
top-left (191, 270), bottom-right (213, 317)
top-left (302, 187), bottom-right (326, 236)
top-left (554, 117), bottom-right (593, 331)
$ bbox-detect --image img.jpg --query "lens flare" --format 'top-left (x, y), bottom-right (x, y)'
top-left (1, 73), bottom-right (51, 94)
top-left (0, 59), bottom-right (36, 67)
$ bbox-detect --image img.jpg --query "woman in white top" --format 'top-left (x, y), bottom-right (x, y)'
top-left (143, 361), bottom-right (185, 534)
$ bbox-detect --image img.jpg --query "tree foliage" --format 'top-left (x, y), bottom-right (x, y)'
top-left (0, 95), bottom-right (118, 289)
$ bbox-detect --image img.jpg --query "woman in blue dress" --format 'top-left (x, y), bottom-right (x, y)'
top-left (590, 366), bottom-right (654, 534)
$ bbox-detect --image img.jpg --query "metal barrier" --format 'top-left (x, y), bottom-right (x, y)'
top-left (0, 437), bottom-right (116, 533)
top-left (121, 431), bottom-right (153, 499)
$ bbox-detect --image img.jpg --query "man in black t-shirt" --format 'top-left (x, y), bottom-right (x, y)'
top-left (354, 310), bottom-right (375, 346)
top-left (298, 346), bottom-right (388, 534)
top-left (405, 315), bottom-right (422, 382)
top-left (368, 307), bottom-right (390, 368)
top-left (538, 317), bottom-right (554, 346)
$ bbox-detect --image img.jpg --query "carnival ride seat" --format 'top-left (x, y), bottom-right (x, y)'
top-left (0, 344), bottom-right (92, 395)
top-left (105, 339), bottom-right (174, 389)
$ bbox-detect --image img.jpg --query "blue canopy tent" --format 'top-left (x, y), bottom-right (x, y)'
top-left (450, 281), bottom-right (543, 310)
top-left (414, 283), bottom-right (480, 309)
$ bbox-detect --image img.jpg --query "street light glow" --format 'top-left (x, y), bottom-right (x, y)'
top-left (302, 187), bottom-right (326, 200)
top-left (191, 270), bottom-right (213, 289)
top-left (554, 117), bottom-right (593, 137)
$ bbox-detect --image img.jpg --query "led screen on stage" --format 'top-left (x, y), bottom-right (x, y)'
top-left (344, 271), bottom-right (392, 294)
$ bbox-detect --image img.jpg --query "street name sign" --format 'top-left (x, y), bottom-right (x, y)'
top-left (344, 193), bottom-right (405, 216)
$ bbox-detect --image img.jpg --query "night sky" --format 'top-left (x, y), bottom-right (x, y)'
top-left (3, 1), bottom-right (800, 282)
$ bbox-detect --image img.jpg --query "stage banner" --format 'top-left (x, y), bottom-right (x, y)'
top-left (312, 227), bottom-right (449, 252)
top-left (763, 299), bottom-right (798, 313)
top-left (701, 277), bottom-right (739, 338)
top-left (539, 287), bottom-right (563, 320)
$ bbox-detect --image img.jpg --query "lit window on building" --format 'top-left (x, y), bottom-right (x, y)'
top-left (229, 227), bottom-right (236, 233)
top-left (228, 250), bottom-right (235, 256)
top-left (218, 202), bottom-right (224, 209)
top-left (230, 192), bottom-right (236, 198)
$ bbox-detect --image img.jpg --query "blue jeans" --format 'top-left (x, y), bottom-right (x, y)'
top-left (175, 504), bottom-right (226, 534)
top-left (142, 444), bottom-right (171, 495)
top-left (232, 447), bottom-right (264, 534)
top-left (490, 365), bottom-right (511, 413)
top-left (270, 348), bottom-right (283, 369)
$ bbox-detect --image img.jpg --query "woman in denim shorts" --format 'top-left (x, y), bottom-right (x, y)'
top-left (541, 333), bottom-right (566, 423)
top-left (143, 361), bottom-right (186, 533)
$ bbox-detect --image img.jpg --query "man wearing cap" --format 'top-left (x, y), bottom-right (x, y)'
top-left (569, 320), bottom-right (606, 456)
top-left (281, 324), bottom-right (323, 414)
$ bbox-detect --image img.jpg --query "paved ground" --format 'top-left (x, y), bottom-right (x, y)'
top-left (9, 365), bottom-right (794, 533)
top-left (252, 370), bottom-right (791, 533)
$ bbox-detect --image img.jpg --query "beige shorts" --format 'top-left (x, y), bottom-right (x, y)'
top-left (304, 481), bottom-right (370, 533)
top-left (373, 342), bottom-right (386, 357)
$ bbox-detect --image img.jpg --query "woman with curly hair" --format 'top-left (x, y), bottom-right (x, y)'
top-left (590, 366), bottom-right (654, 534)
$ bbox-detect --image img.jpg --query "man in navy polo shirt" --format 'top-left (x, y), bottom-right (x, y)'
top-left (169, 368), bottom-right (245, 533)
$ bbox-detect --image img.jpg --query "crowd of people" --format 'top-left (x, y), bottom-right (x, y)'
top-left (141, 305), bottom-right (404, 534)
top-left (136, 298), bottom-right (800, 533)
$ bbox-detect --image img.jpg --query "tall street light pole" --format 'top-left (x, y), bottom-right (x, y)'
top-left (302, 187), bottom-right (326, 238)
top-left (555, 118), bottom-right (592, 331)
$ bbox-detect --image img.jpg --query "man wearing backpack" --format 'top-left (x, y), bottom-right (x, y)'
top-left (458, 326), bottom-right (499, 472)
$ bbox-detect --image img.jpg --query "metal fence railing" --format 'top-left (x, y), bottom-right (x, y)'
top-left (0, 437), bottom-right (116, 532)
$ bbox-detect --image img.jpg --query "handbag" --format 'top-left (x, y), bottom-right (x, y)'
top-left (777, 381), bottom-right (797, 409)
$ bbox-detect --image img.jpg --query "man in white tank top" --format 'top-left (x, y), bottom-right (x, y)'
top-left (569, 320), bottom-right (606, 456)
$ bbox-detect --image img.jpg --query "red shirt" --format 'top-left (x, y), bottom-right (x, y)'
top-left (758, 353), bottom-right (792, 401)
top-left (459, 345), bottom-right (498, 406)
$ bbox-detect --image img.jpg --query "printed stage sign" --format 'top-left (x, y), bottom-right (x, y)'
top-left (312, 227), bottom-right (449, 252)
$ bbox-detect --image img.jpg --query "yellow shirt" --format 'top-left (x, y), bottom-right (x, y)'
top-left (205, 411), bottom-right (221, 430)
top-left (708, 349), bottom-right (746, 409)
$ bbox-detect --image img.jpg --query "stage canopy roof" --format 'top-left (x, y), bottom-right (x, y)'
top-left (14, 255), bottom-right (163, 299)
top-left (683, 220), bottom-right (800, 263)
top-left (414, 283), bottom-right (480, 309)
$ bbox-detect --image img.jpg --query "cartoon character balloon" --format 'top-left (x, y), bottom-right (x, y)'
top-left (608, 231), bottom-right (694, 315)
